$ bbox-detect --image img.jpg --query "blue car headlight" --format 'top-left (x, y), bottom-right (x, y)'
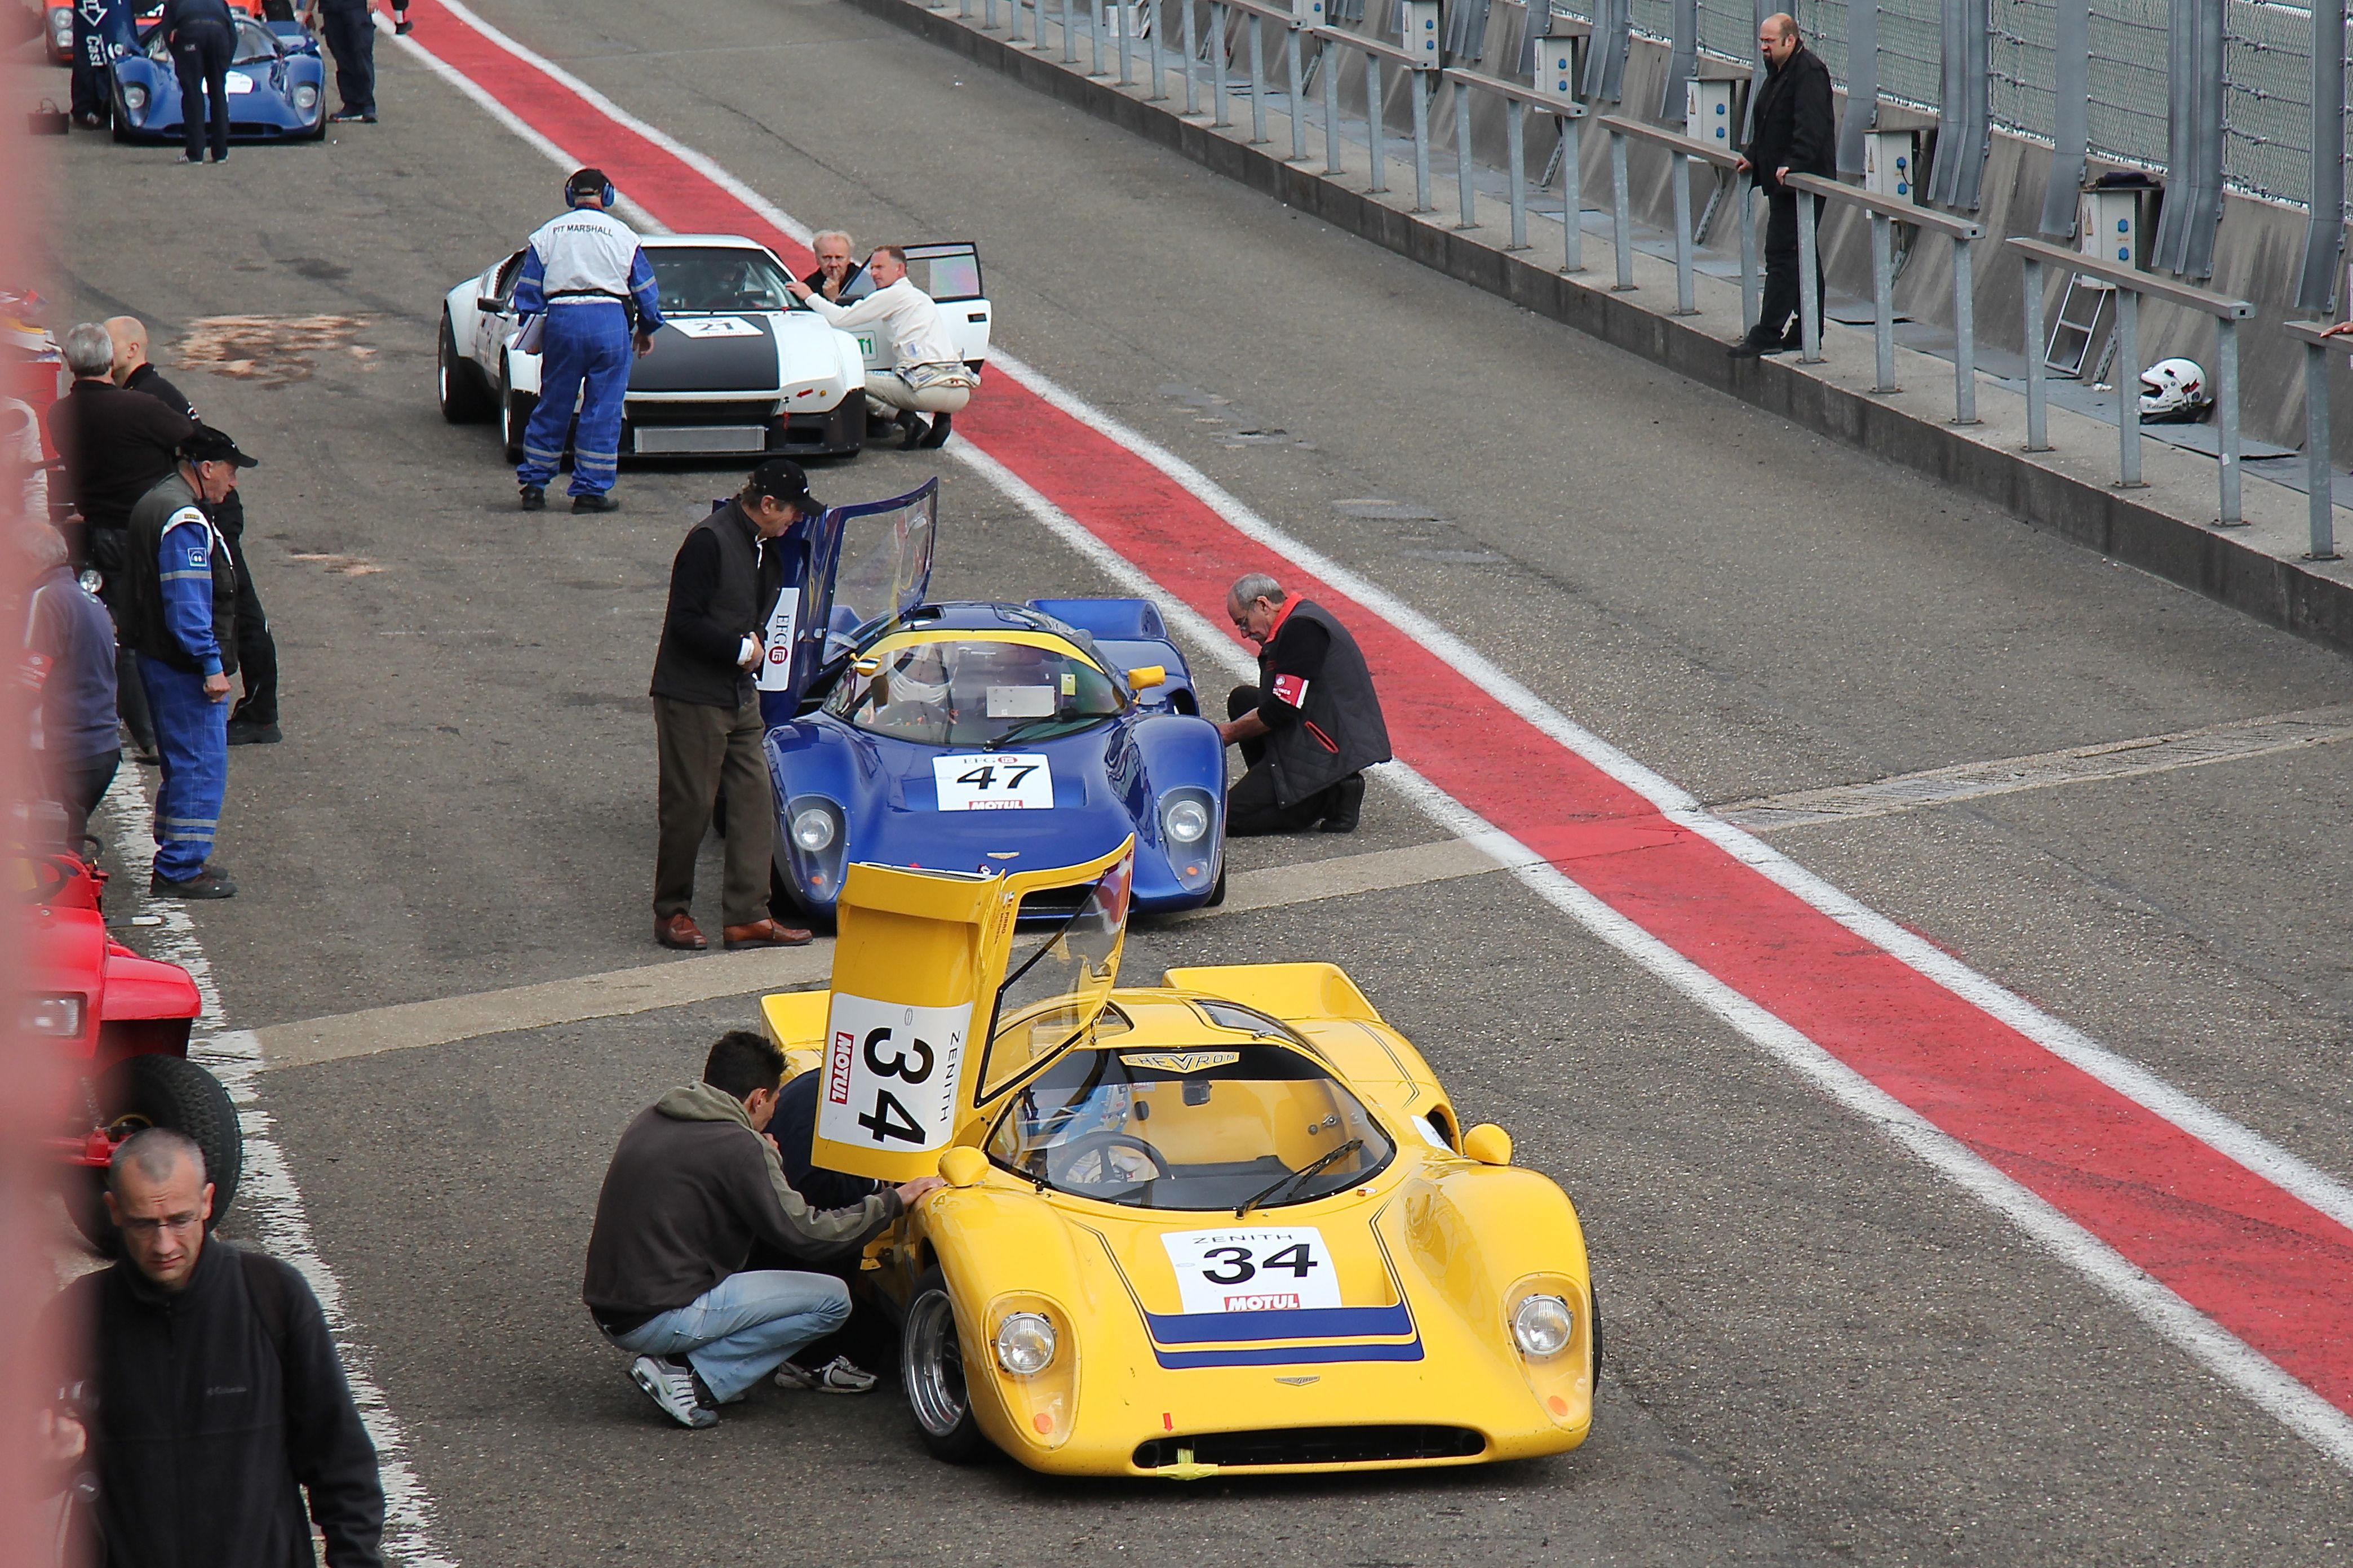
top-left (293, 83), bottom-right (318, 113)
top-left (790, 803), bottom-right (837, 853)
top-left (123, 82), bottom-right (148, 113)
top-left (781, 795), bottom-right (846, 897)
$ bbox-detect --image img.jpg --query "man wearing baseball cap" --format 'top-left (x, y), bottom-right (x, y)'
top-left (118, 424), bottom-right (256, 899)
top-left (647, 459), bottom-right (821, 951)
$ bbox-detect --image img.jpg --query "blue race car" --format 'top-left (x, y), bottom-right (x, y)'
top-left (110, 14), bottom-right (325, 144)
top-left (765, 481), bottom-right (1226, 919)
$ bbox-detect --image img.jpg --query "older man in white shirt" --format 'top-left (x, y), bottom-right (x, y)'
top-left (787, 246), bottom-right (973, 450)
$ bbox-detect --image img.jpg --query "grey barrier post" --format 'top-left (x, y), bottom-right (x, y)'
top-left (1561, 114), bottom-right (1581, 272)
top-left (2215, 318), bottom-right (2241, 523)
top-left (1286, 24), bottom-right (1305, 161)
top-left (1117, 0), bottom-right (1133, 85)
top-left (1951, 237), bottom-right (1978, 424)
top-left (1063, 0), bottom-right (1076, 62)
top-left (1322, 33), bottom-right (1342, 172)
top-left (1610, 126), bottom-right (1633, 288)
top-left (1869, 212), bottom-right (1896, 393)
top-left (1091, 0), bottom-right (1108, 75)
top-left (960, 0), bottom-right (971, 20)
top-left (1456, 82), bottom-right (1478, 228)
top-left (2114, 288), bottom-right (2143, 486)
top-left (1148, 0), bottom-right (1166, 96)
top-left (1796, 194), bottom-right (1822, 361)
top-left (1738, 175), bottom-right (1758, 332)
top-left (1248, 14), bottom-right (1268, 143)
top-left (1411, 71), bottom-right (1433, 212)
top-left (1366, 52), bottom-right (1387, 194)
top-left (1011, 0), bottom-right (1025, 41)
top-left (1183, 0), bottom-right (1199, 113)
top-left (1670, 152), bottom-right (1696, 313)
top-left (2297, 328), bottom-right (2341, 558)
top-left (2021, 255), bottom-right (2049, 450)
top-left (2296, 0), bottom-right (2348, 310)
top-left (1211, 5), bottom-right (1229, 126)
top-left (1505, 104), bottom-right (1528, 247)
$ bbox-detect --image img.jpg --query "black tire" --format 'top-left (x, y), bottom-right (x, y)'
top-left (438, 310), bottom-right (494, 424)
top-left (1203, 861), bottom-right (1226, 909)
top-left (500, 361), bottom-right (537, 464)
top-left (1589, 1280), bottom-right (1603, 1382)
top-left (901, 1266), bottom-right (992, 1464)
top-left (65, 1053), bottom-right (245, 1248)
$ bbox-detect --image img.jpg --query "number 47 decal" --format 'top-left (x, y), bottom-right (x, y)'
top-left (957, 762), bottom-right (1040, 789)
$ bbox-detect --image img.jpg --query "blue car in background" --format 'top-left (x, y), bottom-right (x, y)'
top-left (765, 481), bottom-right (1227, 920)
top-left (110, 14), bottom-right (325, 144)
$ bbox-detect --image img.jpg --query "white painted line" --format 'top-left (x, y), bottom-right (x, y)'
top-left (96, 780), bottom-right (456, 1567)
top-left (1720, 705), bottom-right (2353, 830)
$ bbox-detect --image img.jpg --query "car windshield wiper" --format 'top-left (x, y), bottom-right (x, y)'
top-left (1236, 1139), bottom-right (1364, 1218)
top-left (986, 713), bottom-right (1106, 750)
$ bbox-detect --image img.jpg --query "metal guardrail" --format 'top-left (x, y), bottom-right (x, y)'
top-left (2008, 237), bottom-right (2253, 524)
top-left (1307, 25), bottom-right (1438, 212)
top-left (1598, 115), bottom-right (1749, 325)
top-left (1443, 68), bottom-right (1587, 272)
top-left (1785, 174), bottom-right (1986, 424)
top-left (2280, 320), bottom-right (2345, 561)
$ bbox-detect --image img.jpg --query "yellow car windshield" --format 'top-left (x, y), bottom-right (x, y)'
top-left (825, 637), bottom-right (1124, 749)
top-left (987, 1043), bottom-right (1394, 1211)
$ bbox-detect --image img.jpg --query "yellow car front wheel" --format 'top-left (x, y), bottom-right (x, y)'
top-left (901, 1267), bottom-right (990, 1464)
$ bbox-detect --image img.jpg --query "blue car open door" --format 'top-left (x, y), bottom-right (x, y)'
top-left (774, 479), bottom-right (938, 710)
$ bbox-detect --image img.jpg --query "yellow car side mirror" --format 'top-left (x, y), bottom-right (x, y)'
top-left (1461, 1123), bottom-right (1513, 1166)
top-left (938, 1147), bottom-right (989, 1187)
top-left (852, 656), bottom-right (883, 677)
top-left (1127, 665), bottom-right (1166, 691)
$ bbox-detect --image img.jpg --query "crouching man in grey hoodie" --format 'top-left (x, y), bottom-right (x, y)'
top-left (583, 1030), bottom-right (945, 1428)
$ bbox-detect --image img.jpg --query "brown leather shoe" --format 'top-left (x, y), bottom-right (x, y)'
top-left (656, 913), bottom-right (707, 950)
top-left (724, 919), bottom-right (814, 950)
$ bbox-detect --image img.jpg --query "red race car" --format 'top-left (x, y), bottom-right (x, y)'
top-left (21, 830), bottom-right (240, 1244)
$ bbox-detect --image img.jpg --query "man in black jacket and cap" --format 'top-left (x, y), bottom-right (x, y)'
top-left (42, 1128), bottom-right (385, 1566)
top-left (650, 459), bottom-right (818, 952)
top-left (1731, 14), bottom-right (1836, 357)
top-left (1218, 572), bottom-right (1391, 835)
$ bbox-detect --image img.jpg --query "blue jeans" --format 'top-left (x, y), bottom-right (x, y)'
top-left (605, 1271), bottom-right (850, 1405)
top-left (517, 301), bottom-right (632, 497)
top-left (139, 656), bottom-right (228, 882)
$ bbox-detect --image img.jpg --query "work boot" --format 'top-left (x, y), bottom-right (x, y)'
top-left (915, 411), bottom-right (954, 449)
top-left (151, 866), bottom-right (237, 899)
top-left (519, 485), bottom-right (546, 511)
top-left (1726, 330), bottom-right (1788, 359)
top-left (227, 718), bottom-right (282, 745)
top-left (896, 411), bottom-right (924, 450)
top-left (573, 493), bottom-right (619, 514)
top-left (1318, 774), bottom-right (1366, 833)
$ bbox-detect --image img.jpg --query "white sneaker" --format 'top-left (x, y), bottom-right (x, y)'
top-left (773, 1355), bottom-right (879, 1394)
top-left (630, 1355), bottom-right (718, 1428)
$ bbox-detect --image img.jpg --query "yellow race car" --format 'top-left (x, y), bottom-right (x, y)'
top-left (760, 841), bottom-right (1597, 1477)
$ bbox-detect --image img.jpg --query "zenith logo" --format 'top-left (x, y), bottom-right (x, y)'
top-left (1273, 1375), bottom-right (1320, 1386)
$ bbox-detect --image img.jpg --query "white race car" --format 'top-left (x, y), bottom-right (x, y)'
top-left (436, 233), bottom-right (992, 463)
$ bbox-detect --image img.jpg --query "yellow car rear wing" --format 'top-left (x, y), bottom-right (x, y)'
top-left (811, 838), bottom-right (1136, 1182)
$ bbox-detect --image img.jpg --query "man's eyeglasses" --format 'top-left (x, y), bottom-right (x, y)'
top-left (117, 1213), bottom-right (204, 1237)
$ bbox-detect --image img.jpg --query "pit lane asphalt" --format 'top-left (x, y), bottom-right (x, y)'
top-left (19, 1), bottom-right (2353, 1560)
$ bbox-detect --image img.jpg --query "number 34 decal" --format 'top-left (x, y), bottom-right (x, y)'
top-left (816, 994), bottom-right (974, 1154)
top-left (1163, 1228), bottom-right (1344, 1314)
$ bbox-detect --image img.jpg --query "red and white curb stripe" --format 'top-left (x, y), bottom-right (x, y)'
top-left (388, 0), bottom-right (2353, 1472)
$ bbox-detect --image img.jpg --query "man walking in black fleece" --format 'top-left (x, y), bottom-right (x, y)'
top-left (42, 1129), bottom-right (385, 1566)
top-left (1730, 14), bottom-right (1836, 357)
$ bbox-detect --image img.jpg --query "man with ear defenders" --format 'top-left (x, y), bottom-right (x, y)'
top-left (512, 168), bottom-right (665, 514)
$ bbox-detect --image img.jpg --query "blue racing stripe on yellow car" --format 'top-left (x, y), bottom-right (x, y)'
top-left (1143, 1304), bottom-right (1414, 1343)
top-left (1150, 1339), bottom-right (1425, 1369)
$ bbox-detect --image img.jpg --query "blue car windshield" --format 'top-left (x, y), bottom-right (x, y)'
top-left (825, 637), bottom-right (1123, 748)
top-left (149, 18), bottom-right (278, 63)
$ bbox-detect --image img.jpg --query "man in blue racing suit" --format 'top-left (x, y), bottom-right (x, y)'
top-left (512, 168), bottom-right (664, 514)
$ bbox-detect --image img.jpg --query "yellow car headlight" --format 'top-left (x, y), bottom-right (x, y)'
top-left (994, 1311), bottom-right (1057, 1376)
top-left (1510, 1293), bottom-right (1574, 1360)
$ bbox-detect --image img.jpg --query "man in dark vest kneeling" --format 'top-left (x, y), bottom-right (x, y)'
top-left (1218, 572), bottom-right (1391, 835)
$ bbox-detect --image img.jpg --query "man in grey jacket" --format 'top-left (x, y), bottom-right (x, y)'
top-left (583, 1031), bottom-right (943, 1428)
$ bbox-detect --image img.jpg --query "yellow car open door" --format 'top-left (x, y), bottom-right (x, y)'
top-left (812, 838), bottom-right (1136, 1182)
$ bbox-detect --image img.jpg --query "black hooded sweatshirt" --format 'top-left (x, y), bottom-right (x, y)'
top-left (45, 1240), bottom-right (385, 1567)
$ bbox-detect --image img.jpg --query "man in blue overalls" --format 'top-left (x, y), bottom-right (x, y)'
top-left (512, 168), bottom-right (664, 514)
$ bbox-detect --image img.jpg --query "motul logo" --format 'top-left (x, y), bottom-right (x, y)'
top-left (826, 1030), bottom-right (853, 1104)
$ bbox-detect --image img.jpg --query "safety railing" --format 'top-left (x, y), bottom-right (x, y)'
top-left (1597, 115), bottom-right (1752, 323)
top-left (1785, 174), bottom-right (1987, 424)
top-left (1443, 68), bottom-right (1587, 273)
top-left (2009, 237), bottom-right (2253, 525)
top-left (2280, 320), bottom-right (2345, 561)
top-left (1306, 26), bottom-right (1442, 212)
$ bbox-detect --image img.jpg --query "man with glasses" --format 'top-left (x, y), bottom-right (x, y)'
top-left (1217, 571), bottom-right (1390, 834)
top-left (40, 1129), bottom-right (385, 1566)
top-left (1729, 14), bottom-right (1836, 358)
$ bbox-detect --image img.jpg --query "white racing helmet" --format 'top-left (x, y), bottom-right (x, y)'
top-left (2138, 357), bottom-right (2213, 422)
